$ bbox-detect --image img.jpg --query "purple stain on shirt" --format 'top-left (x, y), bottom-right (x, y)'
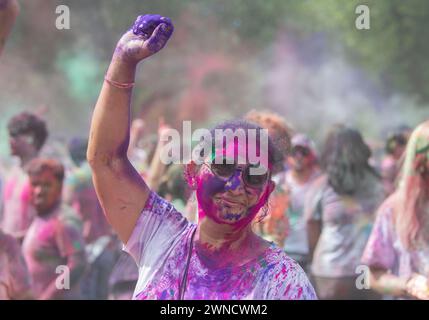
top-left (132, 14), bottom-right (174, 53)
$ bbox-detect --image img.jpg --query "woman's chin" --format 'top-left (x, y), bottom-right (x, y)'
top-left (200, 200), bottom-right (252, 226)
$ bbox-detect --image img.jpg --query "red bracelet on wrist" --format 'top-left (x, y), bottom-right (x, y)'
top-left (104, 76), bottom-right (135, 89)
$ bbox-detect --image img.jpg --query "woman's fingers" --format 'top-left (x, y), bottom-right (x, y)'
top-left (132, 14), bottom-right (161, 37)
top-left (146, 22), bottom-right (174, 54)
top-left (132, 14), bottom-right (173, 40)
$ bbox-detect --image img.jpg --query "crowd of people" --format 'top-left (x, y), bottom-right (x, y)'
top-left (1, 4), bottom-right (429, 300)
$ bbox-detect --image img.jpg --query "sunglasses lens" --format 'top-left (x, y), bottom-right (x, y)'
top-left (211, 159), bottom-right (236, 178)
top-left (244, 167), bottom-right (268, 187)
top-left (292, 147), bottom-right (309, 157)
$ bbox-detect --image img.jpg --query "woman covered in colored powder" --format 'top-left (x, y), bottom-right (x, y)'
top-left (87, 14), bottom-right (316, 300)
top-left (362, 121), bottom-right (429, 300)
top-left (305, 124), bottom-right (384, 299)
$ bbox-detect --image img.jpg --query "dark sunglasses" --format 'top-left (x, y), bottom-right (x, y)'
top-left (291, 146), bottom-right (310, 157)
top-left (206, 158), bottom-right (270, 188)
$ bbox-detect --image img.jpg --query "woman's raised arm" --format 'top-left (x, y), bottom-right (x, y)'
top-left (87, 15), bottom-right (173, 243)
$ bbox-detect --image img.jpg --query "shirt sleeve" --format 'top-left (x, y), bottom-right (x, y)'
top-left (267, 257), bottom-right (318, 300)
top-left (361, 203), bottom-right (396, 271)
top-left (123, 192), bottom-right (190, 268)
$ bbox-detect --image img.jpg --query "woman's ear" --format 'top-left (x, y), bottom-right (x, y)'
top-left (185, 161), bottom-right (199, 190)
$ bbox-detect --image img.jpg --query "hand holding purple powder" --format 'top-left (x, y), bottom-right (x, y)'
top-left (132, 14), bottom-right (174, 54)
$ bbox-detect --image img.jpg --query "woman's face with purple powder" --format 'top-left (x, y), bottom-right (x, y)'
top-left (194, 139), bottom-right (274, 228)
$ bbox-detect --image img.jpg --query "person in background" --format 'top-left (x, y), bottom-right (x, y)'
top-left (362, 121), bottom-right (429, 300)
top-left (245, 110), bottom-right (292, 175)
top-left (0, 2), bottom-right (33, 301)
top-left (22, 158), bottom-right (86, 299)
top-left (145, 119), bottom-right (176, 191)
top-left (108, 249), bottom-right (139, 300)
top-left (64, 137), bottom-right (112, 244)
top-left (1, 112), bottom-right (48, 241)
top-left (305, 124), bottom-right (384, 299)
top-left (158, 164), bottom-right (190, 214)
top-left (0, 0), bottom-right (19, 231)
top-left (380, 126), bottom-right (411, 197)
top-left (0, 227), bottom-right (33, 300)
top-left (281, 134), bottom-right (320, 272)
top-left (64, 137), bottom-right (117, 299)
top-left (245, 110), bottom-right (292, 248)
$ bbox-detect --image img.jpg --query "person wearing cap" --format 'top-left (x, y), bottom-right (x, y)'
top-left (280, 134), bottom-right (321, 272)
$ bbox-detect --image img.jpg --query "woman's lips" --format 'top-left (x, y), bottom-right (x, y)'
top-left (215, 197), bottom-right (246, 207)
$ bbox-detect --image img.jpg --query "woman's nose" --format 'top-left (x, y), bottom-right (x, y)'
top-left (33, 186), bottom-right (43, 195)
top-left (224, 170), bottom-right (244, 192)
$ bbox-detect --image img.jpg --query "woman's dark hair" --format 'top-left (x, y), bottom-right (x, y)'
top-left (68, 137), bottom-right (88, 166)
top-left (321, 124), bottom-right (380, 195)
top-left (7, 112), bottom-right (48, 151)
top-left (197, 119), bottom-right (284, 173)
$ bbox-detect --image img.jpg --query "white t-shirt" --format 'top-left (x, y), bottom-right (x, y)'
top-left (282, 169), bottom-right (320, 256)
top-left (124, 192), bottom-right (317, 300)
top-left (305, 174), bottom-right (384, 277)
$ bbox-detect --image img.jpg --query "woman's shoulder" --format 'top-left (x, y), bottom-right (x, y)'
top-left (265, 245), bottom-right (306, 274)
top-left (261, 245), bottom-right (317, 299)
